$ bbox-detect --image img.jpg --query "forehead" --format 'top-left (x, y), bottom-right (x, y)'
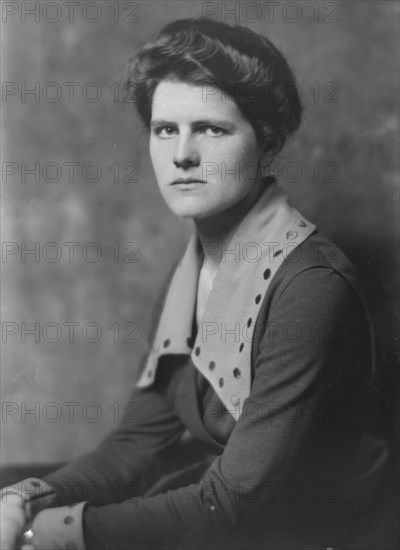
top-left (151, 79), bottom-right (243, 122)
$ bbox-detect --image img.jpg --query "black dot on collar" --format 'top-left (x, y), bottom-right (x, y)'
top-left (273, 250), bottom-right (282, 257)
top-left (195, 346), bottom-right (201, 356)
top-left (263, 268), bottom-right (271, 280)
top-left (219, 377), bottom-right (224, 387)
top-left (186, 336), bottom-right (194, 348)
top-left (209, 361), bottom-right (216, 371)
top-left (247, 318), bottom-right (252, 328)
top-left (255, 294), bottom-right (262, 304)
top-left (233, 368), bottom-right (241, 379)
top-left (239, 342), bottom-right (244, 352)
top-left (286, 230), bottom-right (298, 241)
top-left (163, 338), bottom-right (170, 348)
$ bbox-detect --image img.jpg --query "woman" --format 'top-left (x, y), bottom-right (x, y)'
top-left (1, 18), bottom-right (390, 550)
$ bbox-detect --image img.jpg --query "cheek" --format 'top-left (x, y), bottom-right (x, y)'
top-left (225, 131), bottom-right (258, 160)
top-left (149, 141), bottom-right (165, 177)
top-left (237, 134), bottom-right (260, 162)
top-left (211, 139), bottom-right (259, 178)
top-left (149, 138), bottom-right (158, 163)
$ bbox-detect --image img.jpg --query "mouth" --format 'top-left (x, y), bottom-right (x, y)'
top-left (170, 177), bottom-right (207, 186)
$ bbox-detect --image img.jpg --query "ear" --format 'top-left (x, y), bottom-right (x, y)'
top-left (257, 144), bottom-right (280, 179)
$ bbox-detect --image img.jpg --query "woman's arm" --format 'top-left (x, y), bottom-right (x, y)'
top-left (0, 263), bottom-right (188, 550)
top-left (42, 380), bottom-right (188, 506)
top-left (40, 259), bottom-right (184, 506)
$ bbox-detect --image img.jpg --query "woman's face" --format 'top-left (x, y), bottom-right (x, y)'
top-left (149, 79), bottom-right (265, 220)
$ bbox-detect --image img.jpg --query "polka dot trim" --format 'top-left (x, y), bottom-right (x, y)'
top-left (263, 268), bottom-right (271, 280)
top-left (286, 230), bottom-right (298, 241)
top-left (63, 515), bottom-right (74, 525)
top-left (135, 193), bottom-right (316, 421)
top-left (163, 338), bottom-right (170, 348)
top-left (186, 336), bottom-right (194, 348)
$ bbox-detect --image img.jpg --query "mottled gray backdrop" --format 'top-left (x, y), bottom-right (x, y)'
top-left (1, 0), bottom-right (398, 466)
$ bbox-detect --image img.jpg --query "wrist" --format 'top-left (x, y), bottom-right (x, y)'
top-left (31, 501), bottom-right (88, 550)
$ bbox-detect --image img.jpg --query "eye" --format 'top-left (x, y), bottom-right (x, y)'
top-left (153, 126), bottom-right (178, 138)
top-left (199, 125), bottom-right (226, 137)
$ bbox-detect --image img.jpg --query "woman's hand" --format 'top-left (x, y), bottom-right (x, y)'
top-left (0, 494), bottom-right (27, 550)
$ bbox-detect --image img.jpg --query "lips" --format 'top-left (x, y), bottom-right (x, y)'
top-left (171, 177), bottom-right (206, 185)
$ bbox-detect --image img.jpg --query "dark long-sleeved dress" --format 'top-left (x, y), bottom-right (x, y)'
top-left (6, 186), bottom-right (391, 550)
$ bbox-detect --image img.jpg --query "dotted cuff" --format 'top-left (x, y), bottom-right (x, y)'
top-left (31, 500), bottom-right (88, 550)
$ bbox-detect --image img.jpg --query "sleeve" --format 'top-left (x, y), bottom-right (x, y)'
top-left (27, 381), bottom-right (189, 550)
top-left (64, 267), bottom-right (368, 550)
top-left (38, 260), bottom-right (186, 507)
top-left (5, 382), bottom-right (188, 550)
top-left (9, 262), bottom-right (188, 549)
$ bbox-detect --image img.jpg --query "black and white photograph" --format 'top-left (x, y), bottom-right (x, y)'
top-left (1, 1), bottom-right (398, 549)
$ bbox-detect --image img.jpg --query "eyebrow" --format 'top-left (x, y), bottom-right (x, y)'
top-left (150, 120), bottom-right (174, 128)
top-left (150, 119), bottom-right (236, 130)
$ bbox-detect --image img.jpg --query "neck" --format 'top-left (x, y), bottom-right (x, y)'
top-left (194, 178), bottom-right (269, 272)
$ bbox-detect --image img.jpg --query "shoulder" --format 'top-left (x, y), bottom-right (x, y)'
top-left (265, 230), bottom-right (364, 305)
top-left (249, 232), bottom-right (374, 393)
top-left (252, 230), bottom-right (372, 367)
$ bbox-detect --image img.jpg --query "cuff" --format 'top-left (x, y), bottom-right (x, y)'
top-left (0, 477), bottom-right (58, 521)
top-left (30, 501), bottom-right (88, 550)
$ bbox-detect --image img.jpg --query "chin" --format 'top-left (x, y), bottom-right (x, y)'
top-left (163, 196), bottom-right (210, 220)
top-left (169, 205), bottom-right (209, 220)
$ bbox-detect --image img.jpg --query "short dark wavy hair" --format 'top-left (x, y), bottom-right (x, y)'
top-left (124, 18), bottom-right (303, 154)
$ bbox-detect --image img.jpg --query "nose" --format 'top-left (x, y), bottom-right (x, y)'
top-left (173, 135), bottom-right (200, 169)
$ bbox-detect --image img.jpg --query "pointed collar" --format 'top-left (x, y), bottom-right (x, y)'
top-left (137, 181), bottom-right (315, 420)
